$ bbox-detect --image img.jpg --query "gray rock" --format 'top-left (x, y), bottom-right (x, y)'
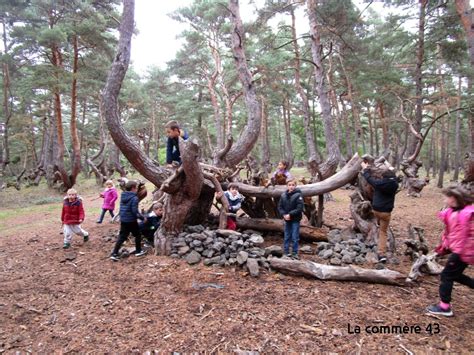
top-left (327, 229), bottom-right (341, 243)
top-left (264, 245), bottom-right (283, 257)
top-left (191, 233), bottom-right (207, 241)
top-left (185, 236), bottom-right (193, 245)
top-left (170, 253), bottom-right (179, 259)
top-left (203, 230), bottom-right (216, 239)
top-left (300, 245), bottom-right (313, 254)
top-left (243, 230), bottom-right (260, 235)
top-left (321, 249), bottom-right (334, 259)
top-left (258, 259), bottom-right (270, 269)
top-left (195, 246), bottom-right (204, 253)
top-left (229, 252), bottom-right (237, 258)
top-left (341, 254), bottom-right (354, 264)
top-left (317, 242), bottom-right (330, 251)
top-left (191, 239), bottom-right (202, 248)
top-left (354, 256), bottom-right (366, 265)
top-left (333, 243), bottom-right (342, 253)
top-left (178, 232), bottom-right (188, 239)
top-left (330, 257), bottom-right (342, 266)
top-left (219, 255), bottom-right (227, 266)
top-left (186, 225), bottom-right (205, 233)
top-left (216, 229), bottom-right (242, 238)
top-left (172, 239), bottom-right (187, 248)
top-left (351, 245), bottom-right (361, 252)
top-left (246, 258), bottom-right (260, 277)
top-left (212, 242), bottom-right (225, 252)
top-left (203, 256), bottom-right (221, 266)
top-left (228, 258), bottom-right (237, 265)
top-left (201, 249), bottom-right (214, 258)
top-left (178, 246), bottom-right (190, 256)
top-left (203, 237), bottom-right (214, 246)
top-left (185, 250), bottom-right (201, 265)
top-left (249, 234), bottom-right (264, 245)
top-left (237, 251), bottom-right (249, 265)
top-left (333, 252), bottom-right (342, 259)
top-left (248, 248), bottom-right (265, 257)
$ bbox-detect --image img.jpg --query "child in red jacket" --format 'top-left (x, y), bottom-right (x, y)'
top-left (427, 185), bottom-right (474, 317)
top-left (61, 188), bottom-right (89, 249)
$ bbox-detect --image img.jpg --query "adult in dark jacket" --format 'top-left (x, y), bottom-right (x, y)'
top-left (278, 179), bottom-right (304, 258)
top-left (361, 162), bottom-right (399, 263)
top-left (111, 181), bottom-right (145, 261)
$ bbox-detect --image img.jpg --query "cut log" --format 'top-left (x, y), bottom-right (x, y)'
top-left (270, 258), bottom-right (406, 286)
top-left (235, 154), bottom-right (362, 198)
top-left (235, 217), bottom-right (327, 242)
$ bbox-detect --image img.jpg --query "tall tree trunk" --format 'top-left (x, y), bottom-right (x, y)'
top-left (283, 95), bottom-right (294, 168)
top-left (214, 0), bottom-right (261, 168)
top-left (207, 44), bottom-right (223, 149)
top-left (366, 107), bottom-right (375, 156)
top-left (460, 0), bottom-right (473, 181)
top-left (437, 116), bottom-right (447, 188)
top-left (339, 96), bottom-right (353, 158)
top-left (260, 95), bottom-right (271, 173)
top-left (453, 77), bottom-right (462, 181)
top-left (1, 28), bottom-right (11, 178)
top-left (307, 0), bottom-right (341, 178)
top-left (102, 0), bottom-right (168, 187)
top-left (407, 0), bottom-right (427, 157)
top-left (290, 7), bottom-right (319, 163)
top-left (69, 35), bottom-right (82, 186)
top-left (337, 53), bottom-right (364, 153)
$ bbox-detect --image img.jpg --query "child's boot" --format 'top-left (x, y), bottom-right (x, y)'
top-left (63, 242), bottom-right (71, 249)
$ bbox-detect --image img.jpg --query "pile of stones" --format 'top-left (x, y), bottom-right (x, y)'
top-left (314, 228), bottom-right (379, 266)
top-left (169, 225), bottom-right (284, 277)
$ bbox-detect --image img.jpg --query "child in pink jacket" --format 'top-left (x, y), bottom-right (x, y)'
top-left (427, 185), bottom-right (474, 317)
top-left (96, 180), bottom-right (118, 223)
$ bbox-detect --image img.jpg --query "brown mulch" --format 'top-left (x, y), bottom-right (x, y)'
top-left (0, 185), bottom-right (473, 353)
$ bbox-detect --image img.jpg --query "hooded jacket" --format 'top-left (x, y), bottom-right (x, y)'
top-left (101, 187), bottom-right (118, 210)
top-left (278, 188), bottom-right (304, 221)
top-left (436, 205), bottom-right (474, 264)
top-left (119, 191), bottom-right (142, 223)
top-left (362, 170), bottom-right (398, 213)
top-left (61, 197), bottom-right (85, 225)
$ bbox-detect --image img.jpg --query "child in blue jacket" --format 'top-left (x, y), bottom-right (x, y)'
top-left (110, 181), bottom-right (145, 261)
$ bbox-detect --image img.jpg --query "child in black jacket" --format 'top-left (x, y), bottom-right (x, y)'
top-left (140, 203), bottom-right (163, 246)
top-left (278, 179), bottom-right (304, 259)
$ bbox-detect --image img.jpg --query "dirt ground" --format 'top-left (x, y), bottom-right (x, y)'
top-left (1, 183), bottom-right (473, 353)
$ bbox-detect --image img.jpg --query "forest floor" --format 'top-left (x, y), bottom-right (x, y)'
top-left (1, 179), bottom-right (473, 353)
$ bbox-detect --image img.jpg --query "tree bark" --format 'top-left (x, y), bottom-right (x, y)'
top-left (235, 217), bottom-right (327, 242)
top-left (1, 19), bottom-right (11, 179)
top-left (69, 35), bottom-right (82, 185)
top-left (216, 0), bottom-right (261, 168)
top-left (260, 95), bottom-right (271, 174)
top-left (155, 139), bottom-right (203, 255)
top-left (407, 0), bottom-right (427, 157)
top-left (283, 95), bottom-right (294, 168)
top-left (269, 258), bottom-right (406, 286)
top-left (307, 0), bottom-right (342, 178)
top-left (101, 0), bottom-right (168, 187)
top-left (290, 7), bottom-right (319, 163)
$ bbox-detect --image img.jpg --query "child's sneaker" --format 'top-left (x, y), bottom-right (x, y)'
top-left (83, 233), bottom-right (89, 242)
top-left (426, 304), bottom-right (453, 317)
top-left (378, 255), bottom-right (387, 263)
top-left (63, 242), bottom-right (71, 249)
top-left (134, 250), bottom-right (146, 257)
top-left (110, 254), bottom-right (120, 261)
top-left (292, 254), bottom-right (300, 260)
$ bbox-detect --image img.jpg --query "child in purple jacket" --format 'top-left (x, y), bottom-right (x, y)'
top-left (96, 180), bottom-right (118, 223)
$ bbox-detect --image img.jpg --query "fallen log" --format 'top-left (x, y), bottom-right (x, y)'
top-left (235, 217), bottom-right (327, 242)
top-left (406, 253), bottom-right (443, 282)
top-left (235, 153), bottom-right (362, 198)
top-left (269, 258), bottom-right (406, 286)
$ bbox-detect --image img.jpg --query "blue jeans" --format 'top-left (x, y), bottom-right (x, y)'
top-left (97, 208), bottom-right (114, 223)
top-left (284, 220), bottom-right (300, 255)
